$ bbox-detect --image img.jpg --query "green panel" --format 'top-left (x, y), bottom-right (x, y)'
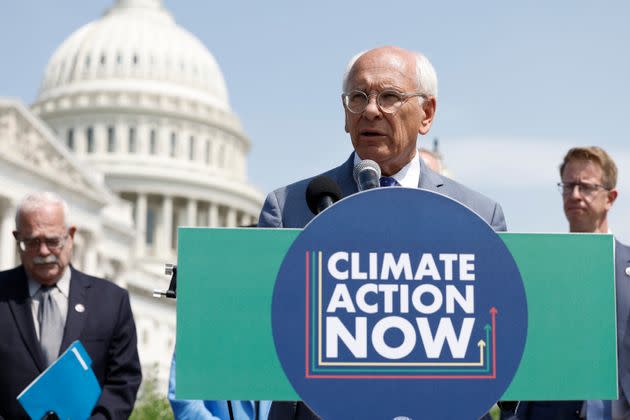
top-left (500, 233), bottom-right (617, 400)
top-left (177, 228), bottom-right (300, 399)
top-left (177, 229), bottom-right (617, 401)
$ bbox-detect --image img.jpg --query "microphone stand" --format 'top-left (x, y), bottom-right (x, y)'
top-left (153, 264), bottom-right (177, 299)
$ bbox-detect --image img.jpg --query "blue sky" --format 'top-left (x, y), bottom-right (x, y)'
top-left (1, 0), bottom-right (629, 240)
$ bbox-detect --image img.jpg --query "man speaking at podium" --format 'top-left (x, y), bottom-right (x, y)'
top-left (0, 192), bottom-right (141, 419)
top-left (259, 45), bottom-right (506, 231)
top-left (255, 46), bottom-right (507, 419)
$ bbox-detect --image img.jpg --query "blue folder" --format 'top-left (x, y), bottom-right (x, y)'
top-left (18, 340), bottom-right (101, 419)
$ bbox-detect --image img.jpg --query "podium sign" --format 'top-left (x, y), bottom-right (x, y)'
top-left (177, 189), bottom-right (616, 418)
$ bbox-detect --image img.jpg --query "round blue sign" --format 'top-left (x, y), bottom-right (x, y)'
top-left (272, 188), bottom-right (527, 420)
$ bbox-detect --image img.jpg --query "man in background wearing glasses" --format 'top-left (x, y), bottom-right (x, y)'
top-left (0, 192), bottom-right (142, 419)
top-left (516, 146), bottom-right (630, 419)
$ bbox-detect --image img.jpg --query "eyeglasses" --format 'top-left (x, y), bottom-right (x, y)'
top-left (557, 181), bottom-right (609, 197)
top-left (342, 90), bottom-right (427, 114)
top-left (16, 235), bottom-right (68, 252)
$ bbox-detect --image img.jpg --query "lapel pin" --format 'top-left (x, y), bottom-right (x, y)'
top-left (625, 267), bottom-right (630, 277)
top-left (75, 303), bottom-right (85, 313)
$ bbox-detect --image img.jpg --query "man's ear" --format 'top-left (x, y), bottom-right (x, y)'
top-left (606, 188), bottom-right (618, 209)
top-left (418, 97), bottom-right (437, 136)
top-left (342, 97), bottom-right (350, 133)
top-left (68, 226), bottom-right (77, 239)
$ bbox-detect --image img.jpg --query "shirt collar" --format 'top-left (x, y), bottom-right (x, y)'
top-left (353, 151), bottom-right (420, 188)
top-left (27, 267), bottom-right (71, 298)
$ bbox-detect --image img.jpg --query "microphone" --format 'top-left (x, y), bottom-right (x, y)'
top-left (353, 159), bottom-right (381, 191)
top-left (305, 176), bottom-right (343, 215)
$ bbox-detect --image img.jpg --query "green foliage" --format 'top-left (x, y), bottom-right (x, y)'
top-left (130, 364), bottom-right (174, 420)
top-left (488, 404), bottom-right (500, 420)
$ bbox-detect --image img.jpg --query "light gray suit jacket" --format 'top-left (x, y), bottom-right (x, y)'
top-left (258, 153), bottom-right (507, 231)
top-left (257, 153), bottom-right (505, 420)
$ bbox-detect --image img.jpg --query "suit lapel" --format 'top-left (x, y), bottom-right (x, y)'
top-left (7, 267), bottom-right (46, 371)
top-left (336, 152), bottom-right (445, 196)
top-left (60, 267), bottom-right (90, 352)
top-left (333, 153), bottom-right (359, 198)
top-left (418, 155), bottom-right (445, 192)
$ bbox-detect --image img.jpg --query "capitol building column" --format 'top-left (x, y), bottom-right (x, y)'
top-left (208, 202), bottom-right (219, 227)
top-left (226, 208), bottom-right (237, 227)
top-left (186, 199), bottom-right (197, 227)
top-left (161, 195), bottom-right (173, 254)
top-left (82, 231), bottom-right (99, 276)
top-left (135, 193), bottom-right (147, 257)
top-left (240, 213), bottom-right (252, 227)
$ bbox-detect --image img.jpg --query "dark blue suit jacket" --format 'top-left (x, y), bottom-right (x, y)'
top-left (0, 265), bottom-right (142, 419)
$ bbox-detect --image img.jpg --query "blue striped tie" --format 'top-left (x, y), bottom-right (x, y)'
top-left (380, 177), bottom-right (399, 187)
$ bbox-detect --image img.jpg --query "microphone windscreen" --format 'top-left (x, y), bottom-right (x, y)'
top-left (305, 176), bottom-right (343, 215)
top-left (353, 159), bottom-right (381, 184)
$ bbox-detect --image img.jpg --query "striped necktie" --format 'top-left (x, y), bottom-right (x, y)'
top-left (380, 176), bottom-right (399, 187)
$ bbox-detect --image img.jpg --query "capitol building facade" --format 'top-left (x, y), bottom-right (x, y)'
top-left (0, 0), bottom-right (264, 389)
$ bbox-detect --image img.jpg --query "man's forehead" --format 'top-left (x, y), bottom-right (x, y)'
top-left (18, 205), bottom-right (65, 229)
top-left (562, 158), bottom-right (604, 179)
top-left (347, 50), bottom-right (416, 88)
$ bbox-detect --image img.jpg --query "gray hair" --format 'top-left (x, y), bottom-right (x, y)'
top-left (342, 49), bottom-right (439, 99)
top-left (15, 192), bottom-right (70, 230)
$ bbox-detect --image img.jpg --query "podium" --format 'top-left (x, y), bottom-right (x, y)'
top-left (175, 189), bottom-right (617, 419)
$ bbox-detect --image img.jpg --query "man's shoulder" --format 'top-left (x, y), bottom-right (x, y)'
top-left (434, 173), bottom-right (500, 208)
top-left (617, 240), bottom-right (630, 258)
top-left (440, 175), bottom-right (496, 205)
top-left (424, 170), bottom-right (506, 231)
top-left (259, 156), bottom-right (355, 228)
top-left (0, 266), bottom-right (26, 294)
top-left (71, 267), bottom-right (128, 297)
top-left (269, 156), bottom-right (354, 199)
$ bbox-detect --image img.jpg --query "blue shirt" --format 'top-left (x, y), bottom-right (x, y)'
top-left (168, 352), bottom-right (272, 420)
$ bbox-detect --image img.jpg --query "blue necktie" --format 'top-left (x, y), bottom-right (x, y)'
top-left (380, 176), bottom-right (399, 187)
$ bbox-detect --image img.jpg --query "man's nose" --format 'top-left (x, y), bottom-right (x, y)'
top-left (362, 96), bottom-right (382, 120)
top-left (569, 184), bottom-right (582, 199)
top-left (37, 240), bottom-right (52, 255)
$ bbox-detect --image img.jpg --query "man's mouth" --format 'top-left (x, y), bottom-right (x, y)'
top-left (360, 130), bottom-right (385, 137)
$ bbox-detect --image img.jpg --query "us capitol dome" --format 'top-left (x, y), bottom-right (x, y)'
top-left (0, 0), bottom-right (263, 388)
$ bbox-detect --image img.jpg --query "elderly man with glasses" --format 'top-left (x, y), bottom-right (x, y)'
top-left (0, 192), bottom-right (142, 419)
top-left (515, 146), bottom-right (630, 419)
top-left (258, 45), bottom-right (506, 231)
top-left (254, 45), bottom-right (507, 419)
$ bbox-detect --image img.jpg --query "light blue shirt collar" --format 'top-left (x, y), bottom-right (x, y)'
top-left (27, 267), bottom-right (71, 298)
